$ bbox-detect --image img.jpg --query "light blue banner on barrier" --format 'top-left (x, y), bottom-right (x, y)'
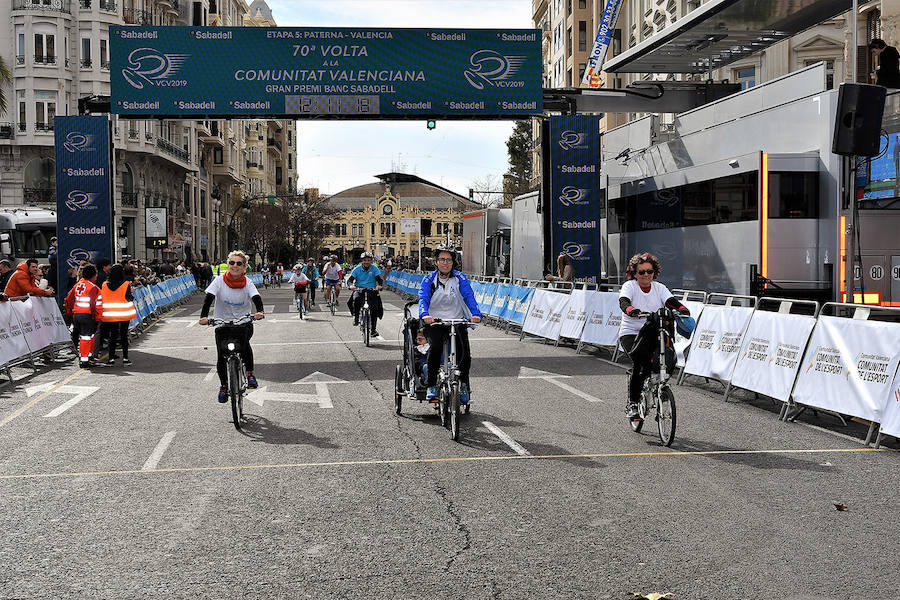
top-left (480, 282), bottom-right (498, 314)
top-left (506, 286), bottom-right (535, 325)
top-left (127, 274), bottom-right (197, 330)
top-left (489, 283), bottom-right (513, 318)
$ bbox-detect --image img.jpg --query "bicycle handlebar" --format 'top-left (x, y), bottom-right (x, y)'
top-left (206, 314), bottom-right (261, 326)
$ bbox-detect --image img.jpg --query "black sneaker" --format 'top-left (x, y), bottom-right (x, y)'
top-left (353, 318), bottom-right (359, 326)
top-left (122, 358), bottom-right (132, 366)
top-left (371, 330), bottom-right (380, 338)
top-left (105, 357), bottom-right (116, 366)
top-left (626, 403), bottom-right (640, 419)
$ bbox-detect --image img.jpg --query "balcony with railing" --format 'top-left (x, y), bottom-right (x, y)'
top-left (33, 54), bottom-right (57, 65)
top-left (35, 122), bottom-right (54, 132)
top-left (81, 58), bottom-right (92, 69)
top-left (13, 0), bottom-right (71, 14)
top-left (267, 137), bottom-right (282, 156)
top-left (99, 0), bottom-right (115, 10)
top-left (123, 7), bottom-right (152, 24)
top-left (15, 55), bottom-right (25, 66)
top-left (24, 188), bottom-right (55, 205)
top-left (246, 159), bottom-right (260, 169)
top-left (79, 0), bottom-right (89, 7)
top-left (128, 128), bottom-right (139, 140)
top-left (156, 137), bottom-right (191, 166)
top-left (121, 191), bottom-right (139, 208)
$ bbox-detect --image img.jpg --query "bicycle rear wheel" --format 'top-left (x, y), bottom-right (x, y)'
top-left (227, 355), bottom-right (244, 430)
top-left (393, 365), bottom-right (403, 415)
top-left (656, 386), bottom-right (676, 446)
top-left (449, 382), bottom-right (460, 441)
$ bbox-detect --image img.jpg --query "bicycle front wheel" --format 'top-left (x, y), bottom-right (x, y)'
top-left (227, 355), bottom-right (244, 430)
top-left (449, 382), bottom-right (460, 441)
top-left (657, 386), bottom-right (676, 447)
top-left (362, 310), bottom-right (370, 346)
top-left (438, 384), bottom-right (449, 428)
top-left (330, 292), bottom-right (336, 315)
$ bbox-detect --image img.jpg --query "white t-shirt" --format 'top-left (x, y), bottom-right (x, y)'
top-left (289, 272), bottom-right (309, 285)
top-left (618, 279), bottom-right (673, 337)
top-left (323, 263), bottom-right (342, 280)
top-left (205, 275), bottom-right (260, 326)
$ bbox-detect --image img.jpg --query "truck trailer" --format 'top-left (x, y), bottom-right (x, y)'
top-left (461, 208), bottom-right (511, 278)
top-left (0, 208), bottom-right (57, 266)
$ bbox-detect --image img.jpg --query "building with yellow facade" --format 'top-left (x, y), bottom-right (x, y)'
top-left (321, 173), bottom-right (479, 263)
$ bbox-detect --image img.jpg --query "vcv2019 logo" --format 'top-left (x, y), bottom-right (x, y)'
top-left (558, 130), bottom-right (589, 151)
top-left (65, 190), bottom-right (98, 212)
top-left (63, 132), bottom-right (95, 153)
top-left (558, 186), bottom-right (589, 207)
top-left (562, 242), bottom-right (591, 260)
top-left (122, 48), bottom-right (190, 89)
top-left (464, 50), bottom-right (527, 90)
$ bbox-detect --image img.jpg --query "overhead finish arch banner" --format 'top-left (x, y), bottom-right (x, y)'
top-left (110, 27), bottom-right (542, 118)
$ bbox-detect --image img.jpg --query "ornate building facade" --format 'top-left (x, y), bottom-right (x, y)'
top-left (321, 173), bottom-right (479, 263)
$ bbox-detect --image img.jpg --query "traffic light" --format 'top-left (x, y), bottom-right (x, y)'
top-left (468, 188), bottom-right (474, 202)
top-left (426, 119), bottom-right (436, 130)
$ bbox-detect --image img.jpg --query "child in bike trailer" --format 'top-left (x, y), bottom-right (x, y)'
top-left (414, 329), bottom-right (430, 389)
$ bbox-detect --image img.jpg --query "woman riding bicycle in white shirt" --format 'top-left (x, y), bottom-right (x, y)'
top-left (618, 252), bottom-right (690, 419)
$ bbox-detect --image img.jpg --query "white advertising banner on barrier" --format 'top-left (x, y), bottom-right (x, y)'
top-left (522, 289), bottom-right (570, 340)
top-left (683, 305), bottom-right (754, 381)
top-left (559, 289), bottom-right (590, 340)
top-left (880, 367), bottom-right (900, 439)
top-left (729, 311), bottom-right (817, 402)
top-left (579, 292), bottom-right (622, 347)
top-left (675, 300), bottom-right (705, 367)
top-left (0, 302), bottom-right (30, 366)
top-left (792, 316), bottom-right (900, 423)
top-left (36, 297), bottom-right (73, 344)
top-left (12, 298), bottom-right (52, 354)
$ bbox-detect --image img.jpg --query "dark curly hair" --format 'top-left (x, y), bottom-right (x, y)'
top-left (625, 252), bottom-right (661, 280)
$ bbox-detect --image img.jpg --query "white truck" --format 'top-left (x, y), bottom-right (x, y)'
top-left (510, 191), bottom-right (544, 282)
top-left (461, 208), bottom-right (511, 278)
top-left (0, 208), bottom-right (57, 265)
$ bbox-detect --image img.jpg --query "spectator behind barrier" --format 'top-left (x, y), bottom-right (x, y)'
top-left (4, 258), bottom-right (54, 298)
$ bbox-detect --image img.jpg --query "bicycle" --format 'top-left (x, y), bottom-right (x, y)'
top-left (430, 318), bottom-right (473, 441)
top-left (355, 288), bottom-right (379, 347)
top-left (261, 272), bottom-right (270, 289)
top-left (207, 314), bottom-right (258, 431)
top-left (325, 284), bottom-right (337, 316)
top-left (294, 287), bottom-right (305, 319)
top-left (625, 308), bottom-right (681, 447)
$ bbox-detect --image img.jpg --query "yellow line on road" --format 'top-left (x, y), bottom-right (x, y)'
top-left (0, 446), bottom-right (893, 481)
top-left (0, 368), bottom-right (86, 429)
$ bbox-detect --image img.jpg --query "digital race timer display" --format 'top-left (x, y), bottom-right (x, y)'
top-left (285, 95), bottom-right (380, 115)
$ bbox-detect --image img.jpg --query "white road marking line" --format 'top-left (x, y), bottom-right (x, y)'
top-left (185, 320), bottom-right (198, 328)
top-left (545, 378), bottom-right (605, 403)
top-left (39, 385), bottom-right (101, 418)
top-left (142, 431), bottom-right (177, 471)
top-left (203, 367), bottom-right (217, 382)
top-left (482, 421), bottom-right (530, 456)
top-left (137, 337), bottom-right (518, 351)
top-left (267, 304), bottom-right (275, 313)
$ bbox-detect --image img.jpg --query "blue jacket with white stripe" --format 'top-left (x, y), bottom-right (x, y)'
top-left (418, 269), bottom-right (482, 320)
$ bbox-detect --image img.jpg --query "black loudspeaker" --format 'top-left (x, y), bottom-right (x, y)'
top-left (832, 83), bottom-right (886, 157)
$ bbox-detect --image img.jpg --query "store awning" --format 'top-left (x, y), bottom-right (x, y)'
top-left (604, 0), bottom-right (871, 74)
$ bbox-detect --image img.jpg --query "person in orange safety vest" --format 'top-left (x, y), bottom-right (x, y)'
top-left (99, 264), bottom-right (136, 366)
top-left (64, 264), bottom-right (103, 368)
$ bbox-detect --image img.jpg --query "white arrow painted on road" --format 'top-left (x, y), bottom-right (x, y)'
top-left (246, 386), bottom-right (332, 408)
top-left (26, 381), bottom-right (101, 417)
top-left (517, 366), bottom-right (604, 403)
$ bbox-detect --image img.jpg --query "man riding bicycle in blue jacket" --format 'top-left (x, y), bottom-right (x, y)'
top-left (348, 251), bottom-right (384, 337)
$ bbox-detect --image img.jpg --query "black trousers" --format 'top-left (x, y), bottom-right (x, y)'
top-left (424, 323), bottom-right (471, 388)
top-left (352, 291), bottom-right (382, 333)
top-left (620, 330), bottom-right (676, 404)
top-left (214, 323), bottom-right (254, 386)
top-left (102, 321), bottom-right (130, 359)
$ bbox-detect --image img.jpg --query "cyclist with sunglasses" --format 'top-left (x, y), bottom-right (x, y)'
top-left (619, 252), bottom-right (690, 419)
top-left (199, 250), bottom-right (265, 404)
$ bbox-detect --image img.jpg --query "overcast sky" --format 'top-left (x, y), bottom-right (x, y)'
top-left (264, 0), bottom-right (534, 197)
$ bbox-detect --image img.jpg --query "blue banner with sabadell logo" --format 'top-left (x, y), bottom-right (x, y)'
top-left (54, 115), bottom-right (114, 296)
top-left (550, 115), bottom-right (601, 283)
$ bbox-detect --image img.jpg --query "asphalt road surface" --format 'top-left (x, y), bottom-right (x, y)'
top-left (1, 285), bottom-right (897, 599)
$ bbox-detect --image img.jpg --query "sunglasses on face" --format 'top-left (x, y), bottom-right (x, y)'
top-left (637, 269), bottom-right (655, 275)
top-left (228, 261), bottom-right (244, 266)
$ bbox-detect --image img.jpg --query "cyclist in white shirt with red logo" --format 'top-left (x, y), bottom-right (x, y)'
top-left (322, 255), bottom-right (343, 307)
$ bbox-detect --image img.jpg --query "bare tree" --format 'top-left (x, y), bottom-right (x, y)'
top-left (282, 190), bottom-right (335, 264)
top-left (469, 174), bottom-right (503, 207)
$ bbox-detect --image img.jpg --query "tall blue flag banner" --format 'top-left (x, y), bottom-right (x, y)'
top-left (550, 115), bottom-right (601, 283)
top-left (109, 27), bottom-right (543, 118)
top-left (54, 115), bottom-right (114, 297)
top-left (580, 0), bottom-right (624, 88)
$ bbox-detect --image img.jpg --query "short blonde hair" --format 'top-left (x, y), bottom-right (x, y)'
top-left (227, 250), bottom-right (249, 266)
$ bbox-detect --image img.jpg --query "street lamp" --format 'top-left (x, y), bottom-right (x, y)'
top-left (226, 196), bottom-right (251, 251)
top-left (211, 195), bottom-right (221, 262)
